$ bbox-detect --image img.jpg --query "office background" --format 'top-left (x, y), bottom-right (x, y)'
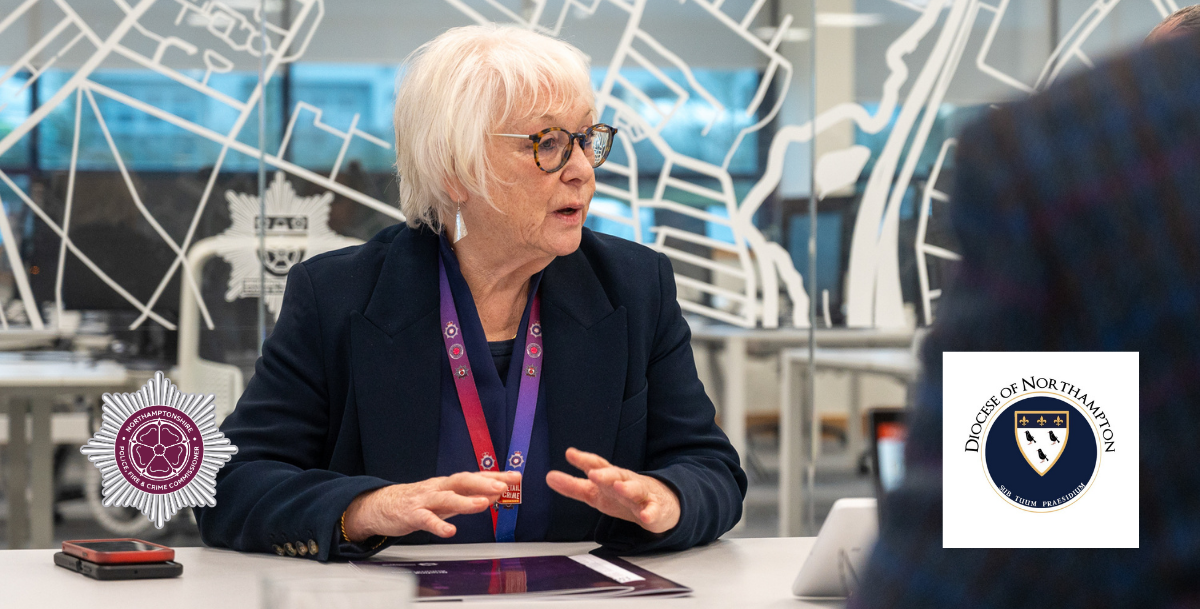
top-left (0, 0), bottom-right (1170, 548)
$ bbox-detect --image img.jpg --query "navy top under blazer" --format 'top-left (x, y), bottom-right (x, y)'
top-left (433, 235), bottom-right (550, 542)
top-left (195, 224), bottom-right (747, 562)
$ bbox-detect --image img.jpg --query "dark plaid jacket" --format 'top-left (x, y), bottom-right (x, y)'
top-left (854, 33), bottom-right (1200, 607)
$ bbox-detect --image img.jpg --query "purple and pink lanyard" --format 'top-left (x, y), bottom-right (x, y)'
top-left (438, 257), bottom-right (542, 543)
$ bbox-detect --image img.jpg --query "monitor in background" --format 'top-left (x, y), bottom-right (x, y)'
top-left (869, 409), bottom-right (907, 507)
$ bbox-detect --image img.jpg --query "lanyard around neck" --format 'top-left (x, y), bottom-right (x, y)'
top-left (438, 256), bottom-right (543, 542)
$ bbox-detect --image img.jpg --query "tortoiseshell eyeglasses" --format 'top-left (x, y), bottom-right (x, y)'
top-left (492, 123), bottom-right (618, 173)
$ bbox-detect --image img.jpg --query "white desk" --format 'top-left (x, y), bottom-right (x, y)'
top-left (778, 348), bottom-right (920, 536)
top-left (0, 330), bottom-right (59, 351)
top-left (0, 538), bottom-right (833, 608)
top-left (0, 353), bottom-right (128, 549)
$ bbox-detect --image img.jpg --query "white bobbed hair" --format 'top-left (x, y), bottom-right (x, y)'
top-left (393, 24), bottom-right (594, 232)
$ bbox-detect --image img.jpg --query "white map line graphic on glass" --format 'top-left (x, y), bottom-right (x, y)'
top-left (915, 138), bottom-right (960, 326)
top-left (747, 0), bottom-right (1161, 327)
top-left (0, 191), bottom-right (38, 329)
top-left (0, 0), bottom-right (1174, 332)
top-left (906, 0), bottom-right (1159, 324)
top-left (446, 0), bottom-right (1171, 328)
top-left (0, 0), bottom-right (399, 332)
top-left (277, 101), bottom-right (391, 182)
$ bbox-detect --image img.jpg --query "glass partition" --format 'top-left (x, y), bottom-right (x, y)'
top-left (820, 0), bottom-right (1169, 329)
top-left (0, 0), bottom-right (1175, 545)
top-left (0, 1), bottom-right (816, 345)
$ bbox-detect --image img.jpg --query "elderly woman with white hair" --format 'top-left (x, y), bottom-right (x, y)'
top-left (196, 24), bottom-right (746, 561)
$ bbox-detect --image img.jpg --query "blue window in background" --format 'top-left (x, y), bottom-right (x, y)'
top-left (18, 65), bottom-right (764, 179)
top-left (35, 68), bottom-right (281, 171)
top-left (0, 68), bottom-right (34, 272)
top-left (286, 64), bottom-right (398, 172)
top-left (29, 64), bottom-right (397, 173)
top-left (595, 67), bottom-right (763, 178)
top-left (854, 102), bottom-right (985, 184)
top-left (704, 204), bottom-right (736, 244)
top-left (0, 68), bottom-right (31, 168)
top-left (7, 63), bottom-right (772, 249)
top-left (0, 174), bottom-right (34, 268)
top-left (588, 68), bottom-right (766, 244)
top-left (788, 212), bottom-right (843, 306)
top-left (583, 196), bottom-right (656, 243)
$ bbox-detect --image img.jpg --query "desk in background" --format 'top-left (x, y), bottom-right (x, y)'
top-left (778, 347), bottom-right (920, 536)
top-left (689, 321), bottom-right (913, 530)
top-left (0, 353), bottom-right (129, 549)
top-left (687, 320), bottom-right (913, 466)
top-left (0, 537), bottom-right (833, 608)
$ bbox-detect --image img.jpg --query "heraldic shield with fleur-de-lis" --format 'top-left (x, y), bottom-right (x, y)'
top-left (1015, 411), bottom-right (1069, 476)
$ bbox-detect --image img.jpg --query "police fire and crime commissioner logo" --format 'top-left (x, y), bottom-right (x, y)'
top-left (214, 172), bottom-right (360, 320)
top-left (964, 376), bottom-right (1115, 512)
top-left (81, 372), bottom-right (238, 528)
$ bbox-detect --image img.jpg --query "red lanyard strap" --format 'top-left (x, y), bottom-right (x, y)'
top-left (438, 257), bottom-right (543, 542)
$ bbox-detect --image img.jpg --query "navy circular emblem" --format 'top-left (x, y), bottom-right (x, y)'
top-left (481, 453), bottom-right (495, 470)
top-left (444, 322), bottom-right (459, 339)
top-left (449, 343), bottom-right (464, 359)
top-left (509, 451), bottom-right (524, 468)
top-left (526, 344), bottom-right (541, 358)
top-left (530, 322), bottom-right (542, 337)
top-left (981, 394), bottom-right (1100, 512)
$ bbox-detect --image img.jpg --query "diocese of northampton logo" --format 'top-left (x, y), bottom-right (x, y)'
top-left (980, 394), bottom-right (1100, 512)
top-left (80, 372), bottom-right (238, 528)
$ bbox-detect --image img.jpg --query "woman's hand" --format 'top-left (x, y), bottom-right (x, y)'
top-left (341, 471), bottom-right (521, 541)
top-left (546, 447), bottom-right (680, 534)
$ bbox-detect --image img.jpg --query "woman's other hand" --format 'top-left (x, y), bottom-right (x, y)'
top-left (546, 447), bottom-right (681, 534)
top-left (341, 470), bottom-right (521, 541)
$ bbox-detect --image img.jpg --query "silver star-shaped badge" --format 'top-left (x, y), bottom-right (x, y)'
top-left (81, 371), bottom-right (238, 528)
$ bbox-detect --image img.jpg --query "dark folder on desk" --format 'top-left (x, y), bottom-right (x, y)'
top-left (353, 553), bottom-right (691, 601)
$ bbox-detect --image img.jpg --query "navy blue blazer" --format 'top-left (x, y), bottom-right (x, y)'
top-left (195, 224), bottom-right (747, 562)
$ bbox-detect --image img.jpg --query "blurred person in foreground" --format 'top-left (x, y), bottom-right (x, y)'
top-left (853, 30), bottom-right (1200, 607)
top-left (196, 24), bottom-right (745, 561)
top-left (1148, 4), bottom-right (1200, 43)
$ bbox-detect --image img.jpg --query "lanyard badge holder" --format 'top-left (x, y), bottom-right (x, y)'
top-left (438, 259), bottom-right (543, 542)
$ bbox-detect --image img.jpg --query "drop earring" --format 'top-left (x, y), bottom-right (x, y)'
top-left (453, 203), bottom-right (468, 243)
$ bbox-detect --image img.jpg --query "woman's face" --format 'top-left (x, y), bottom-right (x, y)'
top-left (461, 97), bottom-right (596, 261)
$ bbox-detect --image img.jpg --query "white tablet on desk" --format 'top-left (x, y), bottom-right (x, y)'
top-left (792, 497), bottom-right (878, 600)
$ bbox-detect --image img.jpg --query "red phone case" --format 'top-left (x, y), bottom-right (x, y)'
top-left (62, 538), bottom-right (175, 564)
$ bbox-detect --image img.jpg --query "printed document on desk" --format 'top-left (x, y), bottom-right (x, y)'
top-left (353, 553), bottom-right (691, 600)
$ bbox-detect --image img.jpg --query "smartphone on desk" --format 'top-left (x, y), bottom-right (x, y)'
top-left (54, 552), bottom-right (183, 581)
top-left (62, 538), bottom-right (174, 564)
